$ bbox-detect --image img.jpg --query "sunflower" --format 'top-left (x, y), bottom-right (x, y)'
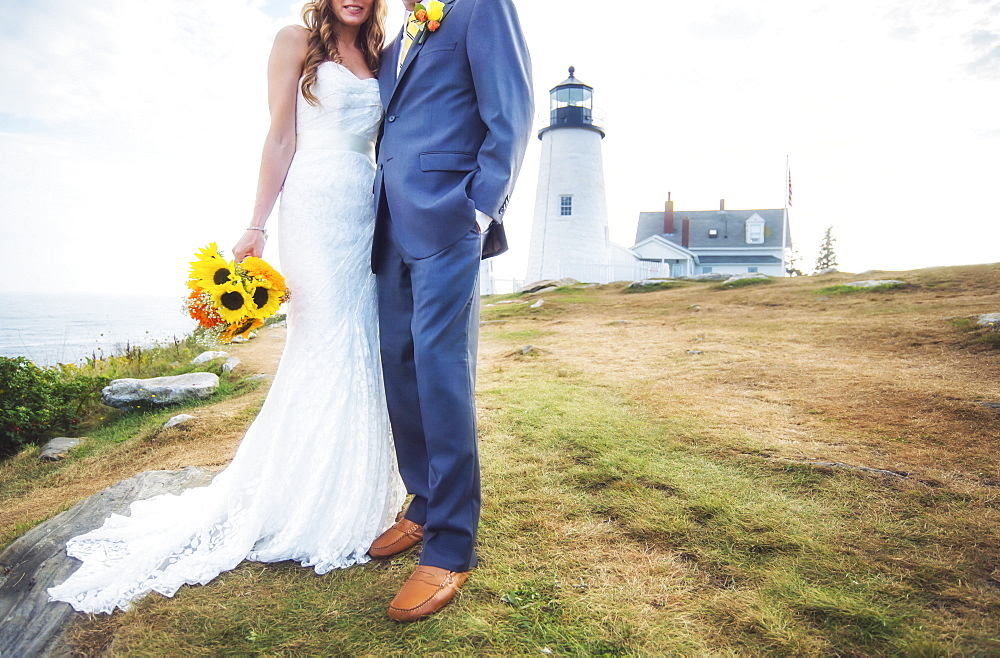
top-left (210, 281), bottom-right (254, 324)
top-left (220, 317), bottom-right (263, 343)
top-left (239, 257), bottom-right (287, 293)
top-left (247, 284), bottom-right (284, 319)
top-left (188, 243), bottom-right (235, 292)
top-left (185, 290), bottom-right (225, 328)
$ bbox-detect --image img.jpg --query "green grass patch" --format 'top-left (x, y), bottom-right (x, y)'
top-left (81, 361), bottom-right (1000, 655)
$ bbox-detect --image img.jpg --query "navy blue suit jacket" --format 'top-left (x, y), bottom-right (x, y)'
top-left (375, 0), bottom-right (533, 260)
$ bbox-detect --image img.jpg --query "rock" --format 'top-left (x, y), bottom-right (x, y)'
top-left (245, 374), bottom-right (272, 382)
top-left (627, 279), bottom-right (670, 289)
top-left (518, 345), bottom-right (535, 355)
top-left (163, 414), bottom-right (196, 429)
top-left (723, 273), bottom-right (770, 284)
top-left (530, 300), bottom-right (545, 309)
top-left (0, 467), bottom-right (216, 656)
top-left (38, 438), bottom-right (81, 462)
top-left (977, 313), bottom-right (1000, 328)
top-left (495, 300), bottom-right (527, 305)
top-left (222, 357), bottom-right (241, 373)
top-left (519, 278), bottom-right (579, 294)
top-left (532, 286), bottom-right (558, 294)
top-left (229, 332), bottom-right (256, 344)
top-left (101, 372), bottom-right (220, 411)
top-left (191, 350), bottom-right (228, 365)
top-left (814, 268), bottom-right (839, 275)
top-left (687, 273), bottom-right (729, 281)
top-left (844, 279), bottom-right (906, 288)
top-left (686, 350), bottom-right (704, 355)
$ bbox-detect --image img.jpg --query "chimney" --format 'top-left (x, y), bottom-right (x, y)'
top-left (720, 199), bottom-right (725, 211)
top-left (682, 216), bottom-right (691, 248)
top-left (664, 192), bottom-right (674, 234)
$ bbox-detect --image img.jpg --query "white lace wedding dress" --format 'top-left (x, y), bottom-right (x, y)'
top-left (48, 62), bottom-right (405, 614)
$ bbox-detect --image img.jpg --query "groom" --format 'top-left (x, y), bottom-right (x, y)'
top-left (370, 0), bottom-right (532, 622)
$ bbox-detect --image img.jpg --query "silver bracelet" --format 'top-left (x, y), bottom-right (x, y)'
top-left (246, 226), bottom-right (268, 240)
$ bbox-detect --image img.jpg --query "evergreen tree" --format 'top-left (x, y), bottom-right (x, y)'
top-left (785, 248), bottom-right (804, 276)
top-left (814, 226), bottom-right (838, 272)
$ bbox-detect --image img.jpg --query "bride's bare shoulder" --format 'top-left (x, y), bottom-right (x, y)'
top-left (273, 25), bottom-right (310, 54)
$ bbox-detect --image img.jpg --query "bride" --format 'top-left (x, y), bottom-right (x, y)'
top-left (48, 0), bottom-right (405, 614)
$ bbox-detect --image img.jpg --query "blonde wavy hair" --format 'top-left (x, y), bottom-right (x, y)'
top-left (300, 0), bottom-right (387, 105)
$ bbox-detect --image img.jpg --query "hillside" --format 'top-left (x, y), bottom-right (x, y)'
top-left (4, 264), bottom-right (999, 655)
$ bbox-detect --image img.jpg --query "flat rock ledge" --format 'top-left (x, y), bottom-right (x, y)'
top-left (0, 466), bottom-right (216, 657)
top-left (101, 372), bottom-right (220, 411)
top-left (845, 279), bottom-right (906, 288)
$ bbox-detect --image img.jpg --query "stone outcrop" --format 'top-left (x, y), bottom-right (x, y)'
top-left (520, 278), bottom-right (579, 294)
top-left (845, 280), bottom-right (906, 288)
top-left (0, 467), bottom-right (216, 657)
top-left (191, 350), bottom-right (228, 365)
top-left (101, 373), bottom-right (220, 411)
top-left (977, 313), bottom-right (1000, 328)
top-left (38, 438), bottom-right (81, 462)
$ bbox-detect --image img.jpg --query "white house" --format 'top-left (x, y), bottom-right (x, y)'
top-left (630, 196), bottom-right (790, 279)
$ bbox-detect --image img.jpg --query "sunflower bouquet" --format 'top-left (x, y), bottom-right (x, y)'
top-left (185, 243), bottom-right (290, 343)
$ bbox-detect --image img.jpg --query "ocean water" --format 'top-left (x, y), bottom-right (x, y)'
top-left (0, 292), bottom-right (197, 367)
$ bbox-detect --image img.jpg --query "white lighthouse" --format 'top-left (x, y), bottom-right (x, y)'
top-left (525, 67), bottom-right (611, 283)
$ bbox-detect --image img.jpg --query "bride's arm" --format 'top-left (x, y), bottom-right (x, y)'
top-left (233, 26), bottom-right (308, 263)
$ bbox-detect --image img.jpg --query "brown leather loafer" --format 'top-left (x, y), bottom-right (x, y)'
top-left (368, 518), bottom-right (423, 559)
top-left (387, 565), bottom-right (470, 622)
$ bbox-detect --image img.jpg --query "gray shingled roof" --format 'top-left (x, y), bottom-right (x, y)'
top-left (634, 209), bottom-right (788, 249)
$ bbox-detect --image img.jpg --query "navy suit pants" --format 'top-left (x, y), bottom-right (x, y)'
top-left (374, 210), bottom-right (482, 573)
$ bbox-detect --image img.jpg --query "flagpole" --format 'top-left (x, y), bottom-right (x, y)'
top-left (782, 155), bottom-right (790, 275)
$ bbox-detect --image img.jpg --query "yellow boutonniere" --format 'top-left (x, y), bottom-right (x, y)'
top-left (413, 1), bottom-right (447, 43)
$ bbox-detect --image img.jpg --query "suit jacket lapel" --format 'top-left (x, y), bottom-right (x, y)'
top-left (388, 0), bottom-right (457, 104)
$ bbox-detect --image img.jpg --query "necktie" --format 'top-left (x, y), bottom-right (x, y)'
top-left (398, 14), bottom-right (421, 71)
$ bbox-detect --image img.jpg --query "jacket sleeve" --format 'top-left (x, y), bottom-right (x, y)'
top-left (466, 0), bottom-right (534, 223)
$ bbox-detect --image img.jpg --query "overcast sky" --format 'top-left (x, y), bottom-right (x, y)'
top-left (1, 0), bottom-right (998, 295)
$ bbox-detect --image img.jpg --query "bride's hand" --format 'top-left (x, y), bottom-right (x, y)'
top-left (233, 229), bottom-right (266, 263)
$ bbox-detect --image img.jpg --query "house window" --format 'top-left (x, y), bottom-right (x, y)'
top-left (745, 215), bottom-right (766, 244)
top-left (747, 266), bottom-right (758, 273)
top-left (560, 196), bottom-right (572, 216)
top-left (701, 266), bottom-right (713, 274)
top-left (708, 229), bottom-right (718, 238)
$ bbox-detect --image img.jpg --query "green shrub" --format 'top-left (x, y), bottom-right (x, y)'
top-left (0, 357), bottom-right (108, 455)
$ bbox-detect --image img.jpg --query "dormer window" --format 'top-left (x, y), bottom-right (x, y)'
top-left (745, 214), bottom-right (765, 244)
top-left (708, 229), bottom-right (719, 238)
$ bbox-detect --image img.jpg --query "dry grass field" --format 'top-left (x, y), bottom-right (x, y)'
top-left (2, 264), bottom-right (998, 655)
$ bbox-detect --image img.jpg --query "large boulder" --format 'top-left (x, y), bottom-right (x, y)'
top-left (0, 467), bottom-right (216, 656)
top-left (101, 373), bottom-right (220, 411)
